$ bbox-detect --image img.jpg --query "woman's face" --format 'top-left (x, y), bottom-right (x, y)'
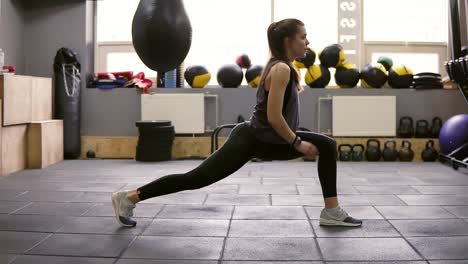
top-left (286, 25), bottom-right (310, 59)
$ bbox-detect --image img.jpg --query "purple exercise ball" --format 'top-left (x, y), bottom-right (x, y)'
top-left (438, 114), bottom-right (468, 154)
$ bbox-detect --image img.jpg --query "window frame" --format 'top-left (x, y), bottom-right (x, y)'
top-left (94, 0), bottom-right (449, 80)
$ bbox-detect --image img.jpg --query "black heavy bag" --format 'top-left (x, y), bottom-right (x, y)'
top-left (53, 47), bottom-right (81, 159)
top-left (132, 0), bottom-right (192, 73)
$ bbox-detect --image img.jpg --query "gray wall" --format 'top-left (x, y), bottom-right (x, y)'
top-left (84, 87), bottom-right (468, 137)
top-left (0, 0), bottom-right (25, 72)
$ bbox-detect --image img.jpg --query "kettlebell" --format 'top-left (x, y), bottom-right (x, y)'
top-left (421, 140), bottom-right (439, 162)
top-left (415, 120), bottom-right (430, 138)
top-left (338, 144), bottom-right (353, 161)
top-left (382, 140), bottom-right (398, 161)
top-left (430, 117), bottom-right (443, 138)
top-left (397, 116), bottom-right (414, 138)
top-left (365, 139), bottom-right (381, 161)
top-left (351, 144), bottom-right (365, 161)
top-left (398, 140), bottom-right (415, 161)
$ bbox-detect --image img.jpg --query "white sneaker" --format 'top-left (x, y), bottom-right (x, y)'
top-left (319, 206), bottom-right (362, 227)
top-left (111, 191), bottom-right (137, 227)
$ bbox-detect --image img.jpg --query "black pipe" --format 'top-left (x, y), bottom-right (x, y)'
top-left (449, 0), bottom-right (462, 60)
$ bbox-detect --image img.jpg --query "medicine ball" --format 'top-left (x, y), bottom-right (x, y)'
top-left (388, 65), bottom-right (414, 88)
top-left (236, 54), bottom-right (251, 69)
top-left (245, 65), bottom-right (264, 88)
top-left (335, 63), bottom-right (360, 88)
top-left (318, 44), bottom-right (345, 68)
top-left (184, 65), bottom-right (211, 88)
top-left (361, 63), bottom-right (388, 88)
top-left (305, 64), bottom-right (331, 88)
top-left (377, 56), bottom-right (394, 71)
top-left (294, 47), bottom-right (316, 69)
top-left (217, 64), bottom-right (243, 88)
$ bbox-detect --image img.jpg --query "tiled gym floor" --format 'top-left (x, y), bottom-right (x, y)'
top-left (0, 159), bottom-right (468, 264)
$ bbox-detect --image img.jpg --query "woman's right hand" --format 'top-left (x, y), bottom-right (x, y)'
top-left (295, 141), bottom-right (319, 160)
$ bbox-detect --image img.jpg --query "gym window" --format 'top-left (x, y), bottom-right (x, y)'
top-left (95, 0), bottom-right (449, 86)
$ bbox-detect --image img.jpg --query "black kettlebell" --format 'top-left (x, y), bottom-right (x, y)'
top-left (421, 140), bottom-right (439, 162)
top-left (415, 120), bottom-right (430, 138)
top-left (338, 144), bottom-right (353, 161)
top-left (398, 140), bottom-right (415, 161)
top-left (382, 140), bottom-right (398, 161)
top-left (365, 139), bottom-right (381, 161)
top-left (430, 117), bottom-right (443, 138)
top-left (86, 150), bottom-right (96, 159)
top-left (351, 144), bottom-right (365, 161)
top-left (397, 116), bottom-right (414, 138)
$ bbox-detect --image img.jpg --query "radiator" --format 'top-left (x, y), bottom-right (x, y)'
top-left (332, 96), bottom-right (396, 137)
top-left (141, 94), bottom-right (205, 134)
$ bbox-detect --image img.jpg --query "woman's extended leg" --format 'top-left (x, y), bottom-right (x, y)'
top-left (111, 122), bottom-right (258, 227)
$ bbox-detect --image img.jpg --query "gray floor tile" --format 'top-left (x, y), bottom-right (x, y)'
top-left (318, 237), bottom-right (422, 261)
top-left (353, 185), bottom-right (421, 194)
top-left (229, 220), bottom-right (314, 237)
top-left (407, 236), bottom-right (468, 259)
top-left (0, 201), bottom-right (31, 214)
top-left (10, 255), bottom-right (115, 264)
top-left (183, 184), bottom-right (239, 194)
top-left (272, 195), bottom-right (326, 206)
top-left (0, 231), bottom-right (50, 254)
top-left (68, 192), bottom-right (113, 203)
top-left (0, 254), bottom-right (17, 264)
top-left (312, 219), bottom-right (400, 237)
top-left (205, 194), bottom-right (270, 206)
top-left (297, 185), bottom-right (360, 195)
top-left (0, 190), bottom-right (26, 200)
top-left (326, 261), bottom-right (427, 264)
top-left (397, 195), bottom-right (468, 206)
top-left (375, 206), bottom-right (458, 219)
top-left (429, 260), bottom-right (468, 264)
top-left (410, 185), bottom-right (468, 194)
top-left (262, 178), bottom-right (317, 185)
top-left (389, 219), bottom-right (468, 236)
top-left (326, 260), bottom-right (427, 264)
top-left (84, 203), bottom-right (163, 218)
top-left (221, 260), bottom-right (324, 264)
top-left (239, 184), bottom-right (298, 195)
top-left (11, 191), bottom-right (82, 202)
top-left (117, 260), bottom-right (217, 264)
top-left (305, 206), bottom-right (384, 219)
top-left (56, 216), bottom-right (152, 235)
top-left (233, 206), bottom-right (307, 220)
top-left (12, 202), bottom-right (95, 216)
top-left (442, 206), bottom-right (468, 218)
top-left (122, 236), bottom-right (224, 260)
top-left (28, 233), bottom-right (135, 257)
top-left (223, 237), bottom-right (320, 261)
top-left (156, 205), bottom-right (233, 219)
top-left (415, 176), bottom-right (468, 185)
top-left (142, 219), bottom-right (229, 237)
top-left (0, 214), bottom-right (71, 232)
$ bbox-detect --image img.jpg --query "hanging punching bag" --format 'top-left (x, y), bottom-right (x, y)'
top-left (53, 47), bottom-right (81, 159)
top-left (132, 0), bottom-right (192, 74)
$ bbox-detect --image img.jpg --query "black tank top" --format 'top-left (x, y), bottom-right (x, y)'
top-left (248, 60), bottom-right (300, 144)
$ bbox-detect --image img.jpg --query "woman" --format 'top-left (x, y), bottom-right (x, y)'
top-left (112, 18), bottom-right (362, 228)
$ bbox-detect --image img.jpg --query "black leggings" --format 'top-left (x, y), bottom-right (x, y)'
top-left (137, 122), bottom-right (337, 200)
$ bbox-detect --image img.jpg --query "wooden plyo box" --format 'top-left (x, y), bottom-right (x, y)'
top-left (0, 75), bottom-right (52, 126)
top-left (27, 120), bottom-right (64, 169)
top-left (0, 100), bottom-right (28, 176)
